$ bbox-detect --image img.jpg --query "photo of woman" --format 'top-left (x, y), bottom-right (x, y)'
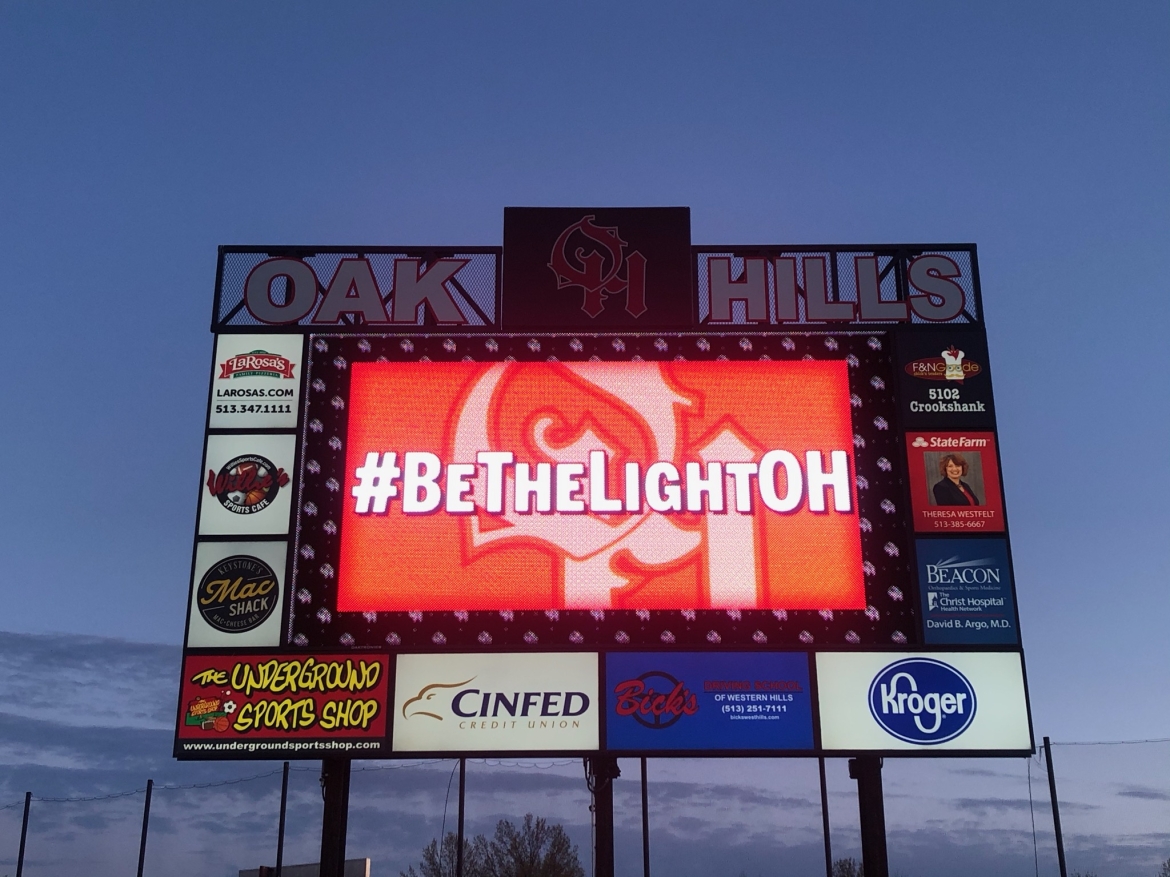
top-left (931, 453), bottom-right (981, 505)
top-left (907, 432), bottom-right (1003, 532)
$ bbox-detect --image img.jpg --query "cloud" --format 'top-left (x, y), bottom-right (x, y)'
top-left (951, 794), bottom-right (1098, 815)
top-left (1117, 785), bottom-right (1170, 801)
top-left (0, 631), bottom-right (178, 730)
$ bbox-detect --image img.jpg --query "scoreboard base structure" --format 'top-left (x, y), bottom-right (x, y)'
top-left (173, 648), bottom-right (1032, 760)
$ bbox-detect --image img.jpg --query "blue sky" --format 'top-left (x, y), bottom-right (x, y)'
top-left (1, 2), bottom-right (1168, 875)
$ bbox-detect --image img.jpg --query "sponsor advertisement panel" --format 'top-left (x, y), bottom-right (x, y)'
top-left (816, 651), bottom-right (1030, 752)
top-left (906, 431), bottom-right (1004, 533)
top-left (175, 653), bottom-right (389, 759)
top-left (606, 652), bottom-right (813, 752)
top-left (209, 334), bottom-right (302, 429)
top-left (917, 538), bottom-right (1018, 644)
top-left (199, 434), bottom-right (296, 536)
top-left (186, 540), bottom-right (285, 648)
top-left (338, 359), bottom-right (861, 612)
top-left (392, 653), bottom-right (599, 753)
top-left (895, 329), bottom-right (995, 428)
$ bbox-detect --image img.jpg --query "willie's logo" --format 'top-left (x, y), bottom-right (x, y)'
top-left (548, 215), bottom-right (647, 318)
top-left (207, 454), bottom-right (290, 515)
top-left (613, 671), bottom-right (698, 729)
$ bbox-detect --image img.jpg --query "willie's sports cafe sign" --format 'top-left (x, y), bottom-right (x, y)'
top-left (176, 208), bottom-right (1031, 760)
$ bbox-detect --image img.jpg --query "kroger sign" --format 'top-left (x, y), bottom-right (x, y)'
top-left (867, 658), bottom-right (976, 744)
top-left (815, 651), bottom-right (1031, 752)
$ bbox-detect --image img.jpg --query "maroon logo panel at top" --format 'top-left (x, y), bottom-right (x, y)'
top-left (502, 207), bottom-right (693, 330)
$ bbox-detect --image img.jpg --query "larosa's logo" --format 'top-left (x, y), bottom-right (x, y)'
top-left (219, 350), bottom-right (296, 380)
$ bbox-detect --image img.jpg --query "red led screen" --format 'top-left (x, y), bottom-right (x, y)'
top-left (337, 360), bottom-right (863, 612)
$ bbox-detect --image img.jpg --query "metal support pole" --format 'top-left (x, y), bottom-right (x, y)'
top-left (818, 757), bottom-right (832, 877)
top-left (640, 758), bottom-right (650, 877)
top-left (1044, 737), bottom-right (1068, 877)
top-left (319, 759), bottom-right (351, 877)
top-left (587, 756), bottom-right (620, 877)
top-left (136, 778), bottom-right (154, 877)
top-left (276, 761), bottom-right (290, 877)
top-left (456, 758), bottom-right (466, 877)
top-left (848, 757), bottom-right (888, 877)
top-left (15, 791), bottom-right (30, 877)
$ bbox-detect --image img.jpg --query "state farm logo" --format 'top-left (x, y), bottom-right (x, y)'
top-left (613, 672), bottom-right (698, 729)
top-left (904, 346), bottom-right (982, 382)
top-left (207, 454), bottom-right (290, 515)
top-left (867, 658), bottom-right (976, 744)
top-left (197, 555), bottom-right (278, 634)
top-left (342, 361), bottom-right (862, 611)
top-left (548, 215), bottom-right (647, 318)
top-left (219, 350), bottom-right (296, 380)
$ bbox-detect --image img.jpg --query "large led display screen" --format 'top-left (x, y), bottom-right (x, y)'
top-left (289, 332), bottom-right (914, 651)
top-left (339, 359), bottom-right (860, 612)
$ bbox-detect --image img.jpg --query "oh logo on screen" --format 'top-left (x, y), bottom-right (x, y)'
top-left (450, 362), bottom-right (854, 609)
top-left (867, 658), bottom-right (976, 744)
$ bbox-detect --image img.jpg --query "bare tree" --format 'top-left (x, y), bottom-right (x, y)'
top-left (403, 815), bottom-right (583, 877)
top-left (401, 831), bottom-right (485, 877)
top-left (478, 814), bottom-right (584, 877)
top-left (831, 858), bottom-right (862, 877)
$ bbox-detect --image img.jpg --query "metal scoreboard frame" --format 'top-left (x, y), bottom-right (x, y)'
top-left (175, 208), bottom-right (1033, 761)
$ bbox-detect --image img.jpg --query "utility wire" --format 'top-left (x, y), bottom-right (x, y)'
top-left (1050, 736), bottom-right (1170, 746)
top-left (1026, 758), bottom-right (1039, 877)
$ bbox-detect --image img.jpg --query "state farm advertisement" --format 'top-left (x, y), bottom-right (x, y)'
top-left (606, 652), bottom-right (813, 752)
top-left (175, 653), bottom-right (390, 759)
top-left (337, 361), bottom-right (863, 612)
top-left (906, 431), bottom-right (1004, 532)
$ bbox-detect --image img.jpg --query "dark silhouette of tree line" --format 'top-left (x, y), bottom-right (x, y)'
top-left (401, 814), bottom-right (584, 877)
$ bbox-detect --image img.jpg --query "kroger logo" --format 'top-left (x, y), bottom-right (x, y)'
top-left (867, 658), bottom-right (976, 745)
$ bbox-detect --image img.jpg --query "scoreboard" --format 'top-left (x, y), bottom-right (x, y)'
top-left (175, 208), bottom-right (1031, 760)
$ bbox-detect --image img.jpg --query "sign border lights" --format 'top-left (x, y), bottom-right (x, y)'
top-left (288, 332), bottom-right (916, 651)
top-left (866, 657), bottom-right (977, 745)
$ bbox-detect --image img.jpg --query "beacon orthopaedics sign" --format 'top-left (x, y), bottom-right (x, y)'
top-left (337, 360), bottom-right (864, 612)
